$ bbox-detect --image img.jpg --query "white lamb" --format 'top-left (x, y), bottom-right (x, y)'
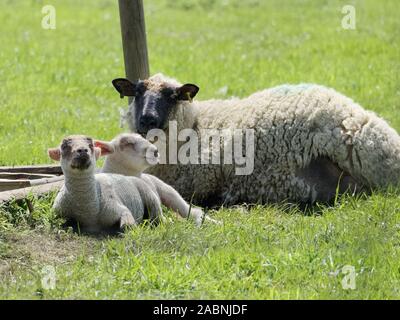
top-left (95, 133), bottom-right (219, 226)
top-left (111, 74), bottom-right (400, 207)
top-left (48, 135), bottom-right (163, 234)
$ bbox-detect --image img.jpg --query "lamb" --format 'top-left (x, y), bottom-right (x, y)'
top-left (111, 74), bottom-right (400, 207)
top-left (48, 135), bottom-right (163, 234)
top-left (95, 133), bottom-right (219, 226)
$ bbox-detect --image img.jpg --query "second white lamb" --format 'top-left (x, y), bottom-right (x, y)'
top-left (96, 133), bottom-right (219, 226)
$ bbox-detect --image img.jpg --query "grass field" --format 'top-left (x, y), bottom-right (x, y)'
top-left (1, 0), bottom-right (400, 299)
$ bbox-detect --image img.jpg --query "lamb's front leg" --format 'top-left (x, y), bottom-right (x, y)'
top-left (116, 204), bottom-right (137, 230)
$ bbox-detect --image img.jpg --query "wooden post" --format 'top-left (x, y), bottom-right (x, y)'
top-left (118, 0), bottom-right (149, 103)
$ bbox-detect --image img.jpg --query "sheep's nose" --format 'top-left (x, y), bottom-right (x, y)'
top-left (154, 150), bottom-right (159, 157)
top-left (140, 114), bottom-right (158, 129)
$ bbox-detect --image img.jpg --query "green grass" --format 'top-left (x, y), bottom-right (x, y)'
top-left (0, 0), bottom-right (400, 299)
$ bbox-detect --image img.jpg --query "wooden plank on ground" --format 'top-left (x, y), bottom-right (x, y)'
top-left (0, 165), bottom-right (62, 175)
top-left (0, 173), bottom-right (64, 192)
top-left (0, 173), bottom-right (56, 180)
top-left (0, 180), bottom-right (31, 192)
top-left (29, 175), bottom-right (64, 186)
top-left (0, 179), bottom-right (64, 203)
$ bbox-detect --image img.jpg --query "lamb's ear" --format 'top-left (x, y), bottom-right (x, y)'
top-left (176, 84), bottom-right (199, 102)
top-left (48, 148), bottom-right (61, 161)
top-left (94, 140), bottom-right (115, 156)
top-left (112, 78), bottom-right (137, 98)
top-left (94, 147), bottom-right (101, 160)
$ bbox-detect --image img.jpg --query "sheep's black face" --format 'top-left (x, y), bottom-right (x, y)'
top-left (112, 77), bottom-right (199, 135)
top-left (133, 82), bottom-right (175, 134)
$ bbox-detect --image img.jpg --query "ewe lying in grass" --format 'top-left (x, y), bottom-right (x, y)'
top-left (112, 74), bottom-right (400, 207)
top-left (96, 133), bottom-right (220, 226)
top-left (48, 135), bottom-right (163, 234)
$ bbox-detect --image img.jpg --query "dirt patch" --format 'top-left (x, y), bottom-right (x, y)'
top-left (0, 229), bottom-right (100, 279)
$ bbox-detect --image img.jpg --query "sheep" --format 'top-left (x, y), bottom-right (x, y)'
top-left (111, 74), bottom-right (400, 207)
top-left (95, 133), bottom-right (219, 226)
top-left (48, 135), bottom-right (163, 234)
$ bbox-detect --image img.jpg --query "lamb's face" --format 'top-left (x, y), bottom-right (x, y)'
top-left (112, 76), bottom-right (199, 135)
top-left (113, 133), bottom-right (159, 172)
top-left (48, 135), bottom-right (100, 174)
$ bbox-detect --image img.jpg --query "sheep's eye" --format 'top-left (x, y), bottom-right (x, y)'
top-left (162, 88), bottom-right (172, 95)
top-left (162, 88), bottom-right (174, 98)
top-left (88, 143), bottom-right (93, 149)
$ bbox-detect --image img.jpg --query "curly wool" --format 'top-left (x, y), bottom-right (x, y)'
top-left (130, 74), bottom-right (400, 206)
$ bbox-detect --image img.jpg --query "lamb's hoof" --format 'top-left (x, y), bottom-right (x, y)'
top-left (119, 214), bottom-right (136, 231)
top-left (188, 208), bottom-right (204, 227)
top-left (190, 208), bottom-right (222, 227)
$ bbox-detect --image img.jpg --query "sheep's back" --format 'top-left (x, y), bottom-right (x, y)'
top-left (184, 84), bottom-right (385, 203)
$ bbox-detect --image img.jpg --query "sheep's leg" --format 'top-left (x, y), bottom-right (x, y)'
top-left (296, 157), bottom-right (363, 203)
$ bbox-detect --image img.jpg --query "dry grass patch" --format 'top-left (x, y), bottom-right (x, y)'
top-left (0, 229), bottom-right (99, 281)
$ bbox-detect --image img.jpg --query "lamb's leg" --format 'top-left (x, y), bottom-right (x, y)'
top-left (117, 205), bottom-right (137, 230)
top-left (146, 175), bottom-right (220, 226)
top-left (142, 188), bottom-right (165, 225)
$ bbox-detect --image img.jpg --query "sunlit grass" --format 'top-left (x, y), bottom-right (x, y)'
top-left (0, 0), bottom-right (399, 299)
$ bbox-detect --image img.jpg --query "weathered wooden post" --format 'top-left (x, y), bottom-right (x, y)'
top-left (118, 0), bottom-right (149, 103)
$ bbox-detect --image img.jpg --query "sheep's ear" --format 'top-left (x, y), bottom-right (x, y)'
top-left (176, 84), bottom-right (199, 102)
top-left (94, 140), bottom-right (115, 156)
top-left (112, 78), bottom-right (137, 98)
top-left (48, 148), bottom-right (61, 161)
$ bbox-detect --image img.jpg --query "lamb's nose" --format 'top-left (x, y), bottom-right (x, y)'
top-left (154, 150), bottom-right (159, 157)
top-left (77, 148), bottom-right (88, 154)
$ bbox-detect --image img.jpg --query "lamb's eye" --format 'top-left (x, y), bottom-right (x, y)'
top-left (120, 140), bottom-right (136, 151)
top-left (61, 140), bottom-right (71, 150)
top-left (128, 142), bottom-right (136, 150)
